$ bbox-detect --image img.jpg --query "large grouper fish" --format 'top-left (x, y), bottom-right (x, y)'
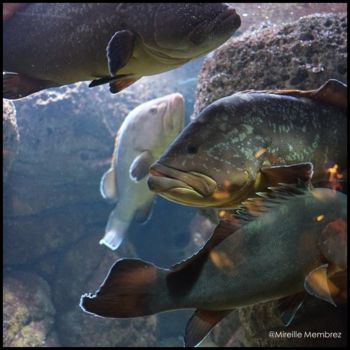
top-left (80, 183), bottom-right (347, 346)
top-left (148, 79), bottom-right (347, 208)
top-left (3, 3), bottom-right (241, 99)
top-left (99, 93), bottom-right (185, 251)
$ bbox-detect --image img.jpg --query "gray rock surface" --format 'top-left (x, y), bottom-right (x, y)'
top-left (3, 99), bottom-right (20, 182)
top-left (193, 13), bottom-right (347, 118)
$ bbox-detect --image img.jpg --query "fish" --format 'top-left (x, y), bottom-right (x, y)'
top-left (148, 79), bottom-right (347, 208)
top-left (99, 93), bottom-right (184, 250)
top-left (80, 184), bottom-right (347, 346)
top-left (3, 3), bottom-right (241, 99)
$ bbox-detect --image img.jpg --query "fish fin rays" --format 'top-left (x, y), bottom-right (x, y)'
top-left (107, 30), bottom-right (136, 76)
top-left (304, 264), bottom-right (338, 306)
top-left (129, 151), bottom-right (154, 182)
top-left (100, 168), bottom-right (118, 202)
top-left (260, 162), bottom-right (314, 187)
top-left (243, 79), bottom-right (347, 112)
top-left (89, 30), bottom-right (138, 92)
top-left (109, 77), bottom-right (139, 93)
top-left (80, 258), bottom-right (161, 317)
top-left (276, 292), bottom-right (305, 326)
top-left (89, 74), bottom-right (134, 88)
top-left (3, 72), bottom-right (57, 100)
top-left (232, 182), bottom-right (310, 223)
top-left (184, 309), bottom-right (233, 347)
top-left (309, 79), bottom-right (347, 112)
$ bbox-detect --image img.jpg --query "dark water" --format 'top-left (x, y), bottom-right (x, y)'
top-left (3, 3), bottom-right (347, 347)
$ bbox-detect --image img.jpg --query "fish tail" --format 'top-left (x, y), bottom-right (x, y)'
top-left (80, 258), bottom-right (170, 318)
top-left (99, 212), bottom-right (130, 250)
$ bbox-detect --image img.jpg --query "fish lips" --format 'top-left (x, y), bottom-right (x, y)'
top-left (148, 163), bottom-right (217, 199)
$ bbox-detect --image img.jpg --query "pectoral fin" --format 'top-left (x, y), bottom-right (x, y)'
top-left (129, 151), bottom-right (154, 182)
top-left (100, 168), bottom-right (118, 202)
top-left (107, 30), bottom-right (136, 75)
top-left (89, 30), bottom-right (139, 92)
top-left (3, 72), bottom-right (57, 100)
top-left (184, 309), bottom-right (233, 347)
top-left (259, 162), bottom-right (313, 188)
top-left (304, 264), bottom-right (338, 306)
top-left (276, 292), bottom-right (305, 326)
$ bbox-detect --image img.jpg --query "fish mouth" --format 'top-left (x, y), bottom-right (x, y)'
top-left (148, 163), bottom-right (217, 205)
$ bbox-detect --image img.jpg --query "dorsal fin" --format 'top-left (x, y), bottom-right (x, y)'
top-left (241, 79), bottom-right (347, 112)
top-left (166, 218), bottom-right (240, 297)
top-left (232, 182), bottom-right (310, 224)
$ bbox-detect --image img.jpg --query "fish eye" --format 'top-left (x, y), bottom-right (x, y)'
top-left (187, 145), bottom-right (198, 154)
top-left (149, 107), bottom-right (158, 114)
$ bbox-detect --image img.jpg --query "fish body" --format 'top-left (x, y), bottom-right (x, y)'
top-left (99, 93), bottom-right (184, 250)
top-left (81, 185), bottom-right (347, 345)
top-left (148, 80), bottom-right (347, 208)
top-left (3, 3), bottom-right (240, 99)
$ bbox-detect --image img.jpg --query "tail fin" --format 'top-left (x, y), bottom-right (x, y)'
top-left (80, 259), bottom-right (166, 318)
top-left (99, 212), bottom-right (130, 250)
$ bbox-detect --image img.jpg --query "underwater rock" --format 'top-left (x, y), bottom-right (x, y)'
top-left (57, 306), bottom-right (157, 347)
top-left (3, 99), bottom-right (20, 183)
top-left (193, 13), bottom-right (347, 118)
top-left (52, 232), bottom-right (136, 311)
top-left (3, 77), bottom-right (176, 266)
top-left (3, 202), bottom-right (109, 266)
top-left (193, 12), bottom-right (347, 347)
top-left (3, 272), bottom-right (59, 347)
top-left (56, 238), bottom-right (157, 347)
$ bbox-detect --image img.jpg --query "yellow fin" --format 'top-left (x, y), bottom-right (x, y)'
top-left (304, 264), bottom-right (338, 306)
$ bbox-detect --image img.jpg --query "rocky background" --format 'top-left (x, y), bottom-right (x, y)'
top-left (193, 12), bottom-right (347, 118)
top-left (3, 68), bottom-right (200, 346)
top-left (3, 4), bottom-right (347, 348)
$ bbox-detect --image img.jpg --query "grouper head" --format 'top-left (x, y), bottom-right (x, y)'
top-left (128, 93), bottom-right (185, 155)
top-left (148, 97), bottom-right (269, 208)
top-left (139, 3), bottom-right (241, 63)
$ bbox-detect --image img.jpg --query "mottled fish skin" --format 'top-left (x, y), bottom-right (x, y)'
top-left (148, 89), bottom-right (347, 208)
top-left (99, 93), bottom-right (184, 250)
top-left (80, 186), bottom-right (347, 344)
top-left (3, 3), bottom-right (240, 97)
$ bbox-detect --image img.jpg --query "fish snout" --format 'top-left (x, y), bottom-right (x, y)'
top-left (148, 162), bottom-right (217, 197)
top-left (166, 93), bottom-right (185, 132)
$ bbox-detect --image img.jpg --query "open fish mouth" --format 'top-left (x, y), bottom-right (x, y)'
top-left (148, 163), bottom-right (217, 203)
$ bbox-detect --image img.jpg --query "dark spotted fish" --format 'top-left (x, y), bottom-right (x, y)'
top-left (148, 79), bottom-right (347, 208)
top-left (80, 184), bottom-right (347, 346)
top-left (3, 3), bottom-right (240, 99)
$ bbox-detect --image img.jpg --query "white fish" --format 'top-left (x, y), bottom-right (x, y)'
top-left (99, 93), bottom-right (185, 250)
